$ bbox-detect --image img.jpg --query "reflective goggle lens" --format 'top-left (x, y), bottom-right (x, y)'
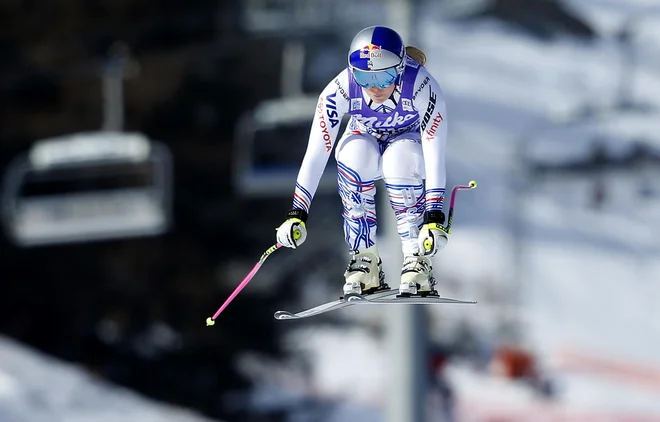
top-left (352, 67), bottom-right (398, 89)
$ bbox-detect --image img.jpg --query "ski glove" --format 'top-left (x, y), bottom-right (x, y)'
top-left (418, 210), bottom-right (449, 257)
top-left (276, 208), bottom-right (308, 249)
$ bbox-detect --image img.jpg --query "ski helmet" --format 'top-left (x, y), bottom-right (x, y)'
top-left (347, 26), bottom-right (406, 89)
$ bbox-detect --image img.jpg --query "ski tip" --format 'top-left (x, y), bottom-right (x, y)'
top-left (274, 311), bottom-right (296, 320)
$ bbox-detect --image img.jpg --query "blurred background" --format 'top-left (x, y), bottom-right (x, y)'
top-left (1, 0), bottom-right (659, 421)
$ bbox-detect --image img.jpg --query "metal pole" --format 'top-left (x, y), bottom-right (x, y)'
top-left (280, 40), bottom-right (306, 98)
top-left (101, 43), bottom-right (130, 132)
top-left (384, 1), bottom-right (427, 421)
top-left (383, 267), bottom-right (427, 422)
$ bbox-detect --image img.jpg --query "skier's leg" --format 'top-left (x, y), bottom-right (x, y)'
top-left (381, 133), bottom-right (436, 295)
top-left (334, 132), bottom-right (385, 295)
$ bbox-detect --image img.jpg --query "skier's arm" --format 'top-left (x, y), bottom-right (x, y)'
top-left (413, 68), bottom-right (448, 213)
top-left (276, 71), bottom-right (349, 249)
top-left (291, 70), bottom-right (350, 213)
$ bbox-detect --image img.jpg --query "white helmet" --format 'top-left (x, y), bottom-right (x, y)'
top-left (347, 26), bottom-right (406, 88)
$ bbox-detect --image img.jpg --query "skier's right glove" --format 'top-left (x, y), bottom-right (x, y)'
top-left (276, 208), bottom-right (308, 249)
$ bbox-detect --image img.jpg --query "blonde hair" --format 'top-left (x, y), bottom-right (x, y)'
top-left (405, 45), bottom-right (427, 66)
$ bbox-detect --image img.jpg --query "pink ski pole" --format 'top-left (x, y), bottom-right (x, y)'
top-left (206, 243), bottom-right (282, 326)
top-left (445, 180), bottom-right (478, 232)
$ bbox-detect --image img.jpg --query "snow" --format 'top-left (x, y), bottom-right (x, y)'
top-left (0, 336), bottom-right (221, 422)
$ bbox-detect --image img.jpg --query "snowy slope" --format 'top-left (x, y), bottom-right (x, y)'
top-left (0, 336), bottom-right (221, 422)
top-left (422, 1), bottom-right (660, 417)
top-left (250, 1), bottom-right (660, 421)
top-left (421, 0), bottom-right (660, 358)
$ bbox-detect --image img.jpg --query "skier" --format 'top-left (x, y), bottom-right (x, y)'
top-left (275, 25), bottom-right (449, 297)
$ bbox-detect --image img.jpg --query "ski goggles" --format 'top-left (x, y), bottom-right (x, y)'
top-left (351, 67), bottom-right (399, 89)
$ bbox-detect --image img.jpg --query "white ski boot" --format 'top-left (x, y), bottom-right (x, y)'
top-left (343, 246), bottom-right (386, 296)
top-left (398, 255), bottom-right (437, 296)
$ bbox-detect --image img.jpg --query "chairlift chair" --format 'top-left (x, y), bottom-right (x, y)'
top-left (232, 95), bottom-right (340, 197)
top-left (1, 131), bottom-right (173, 247)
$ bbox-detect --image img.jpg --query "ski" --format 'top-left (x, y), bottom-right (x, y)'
top-left (274, 290), bottom-right (476, 320)
top-left (344, 292), bottom-right (476, 305)
top-left (273, 288), bottom-right (398, 320)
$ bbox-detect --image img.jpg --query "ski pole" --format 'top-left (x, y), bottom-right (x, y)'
top-left (206, 242), bottom-right (283, 326)
top-left (445, 180), bottom-right (478, 232)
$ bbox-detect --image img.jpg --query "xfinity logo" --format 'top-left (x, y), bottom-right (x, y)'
top-left (424, 112), bottom-right (444, 142)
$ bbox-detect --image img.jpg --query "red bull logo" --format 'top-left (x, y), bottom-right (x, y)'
top-left (360, 44), bottom-right (382, 59)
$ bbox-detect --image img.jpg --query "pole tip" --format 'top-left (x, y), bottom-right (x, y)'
top-left (468, 180), bottom-right (478, 188)
top-left (206, 317), bottom-right (215, 326)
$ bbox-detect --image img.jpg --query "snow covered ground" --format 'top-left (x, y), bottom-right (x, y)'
top-left (424, 0), bottom-right (660, 370)
top-left (247, 1), bottom-right (660, 421)
top-left (0, 336), bottom-right (221, 422)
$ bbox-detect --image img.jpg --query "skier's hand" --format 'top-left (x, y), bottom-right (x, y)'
top-left (418, 211), bottom-right (449, 257)
top-left (276, 208), bottom-right (308, 249)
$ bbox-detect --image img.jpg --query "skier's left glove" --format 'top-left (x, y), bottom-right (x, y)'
top-left (418, 210), bottom-right (449, 257)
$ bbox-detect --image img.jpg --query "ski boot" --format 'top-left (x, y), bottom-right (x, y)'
top-left (398, 255), bottom-right (438, 297)
top-left (342, 246), bottom-right (388, 297)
